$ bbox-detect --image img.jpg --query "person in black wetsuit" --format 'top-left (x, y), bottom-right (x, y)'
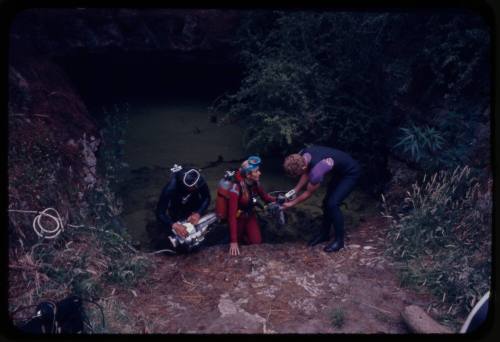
top-left (155, 167), bottom-right (211, 249)
top-left (282, 146), bottom-right (361, 252)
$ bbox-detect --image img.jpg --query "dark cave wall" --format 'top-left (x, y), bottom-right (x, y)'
top-left (10, 9), bottom-right (241, 61)
top-left (8, 8), bottom-right (242, 244)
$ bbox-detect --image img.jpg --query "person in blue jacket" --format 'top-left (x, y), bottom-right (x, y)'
top-left (283, 145), bottom-right (361, 252)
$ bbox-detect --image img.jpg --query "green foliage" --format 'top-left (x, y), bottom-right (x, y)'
top-left (212, 11), bottom-right (489, 191)
top-left (393, 123), bottom-right (445, 168)
top-left (382, 165), bottom-right (491, 322)
top-left (392, 110), bottom-right (481, 172)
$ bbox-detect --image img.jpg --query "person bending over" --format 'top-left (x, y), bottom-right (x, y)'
top-left (155, 166), bottom-right (210, 250)
top-left (282, 145), bottom-right (361, 253)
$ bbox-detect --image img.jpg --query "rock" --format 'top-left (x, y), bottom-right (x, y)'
top-left (401, 305), bottom-right (454, 333)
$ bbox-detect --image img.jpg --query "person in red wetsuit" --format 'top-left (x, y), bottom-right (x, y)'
top-left (228, 156), bottom-right (276, 256)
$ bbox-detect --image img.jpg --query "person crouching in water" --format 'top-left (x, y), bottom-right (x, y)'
top-left (228, 156), bottom-right (276, 256)
top-left (155, 167), bottom-right (210, 252)
top-left (282, 146), bottom-right (361, 252)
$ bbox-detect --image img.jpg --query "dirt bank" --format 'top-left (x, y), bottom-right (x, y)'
top-left (97, 215), bottom-right (452, 334)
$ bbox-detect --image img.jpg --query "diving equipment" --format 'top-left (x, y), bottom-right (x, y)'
top-left (215, 170), bottom-right (236, 220)
top-left (265, 189), bottom-right (295, 227)
top-left (171, 164), bottom-right (183, 173)
top-left (183, 169), bottom-right (201, 188)
top-left (168, 212), bottom-right (218, 250)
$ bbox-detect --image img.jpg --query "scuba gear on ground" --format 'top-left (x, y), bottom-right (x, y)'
top-left (215, 170), bottom-right (236, 220)
top-left (16, 295), bottom-right (105, 334)
top-left (168, 212), bottom-right (218, 251)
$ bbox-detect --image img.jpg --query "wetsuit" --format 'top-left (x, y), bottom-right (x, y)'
top-left (227, 171), bottom-right (275, 245)
top-left (300, 146), bottom-right (361, 249)
top-left (155, 171), bottom-right (211, 236)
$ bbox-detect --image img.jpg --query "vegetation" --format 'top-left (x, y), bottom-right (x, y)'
top-left (211, 10), bottom-right (489, 193)
top-left (8, 104), bottom-right (152, 330)
top-left (382, 165), bottom-right (491, 327)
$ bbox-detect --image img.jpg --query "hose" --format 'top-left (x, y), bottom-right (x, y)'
top-left (8, 208), bottom-right (70, 239)
top-left (8, 208), bottom-right (138, 252)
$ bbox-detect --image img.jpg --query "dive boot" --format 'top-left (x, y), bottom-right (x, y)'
top-left (323, 239), bottom-right (344, 253)
top-left (324, 226), bottom-right (344, 252)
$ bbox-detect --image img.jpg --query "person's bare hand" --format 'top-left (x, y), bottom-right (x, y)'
top-left (188, 212), bottom-right (201, 225)
top-left (282, 201), bottom-right (294, 210)
top-left (173, 222), bottom-right (188, 238)
top-left (229, 242), bottom-right (240, 256)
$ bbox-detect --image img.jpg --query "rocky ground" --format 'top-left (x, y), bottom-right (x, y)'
top-left (95, 215), bottom-right (451, 334)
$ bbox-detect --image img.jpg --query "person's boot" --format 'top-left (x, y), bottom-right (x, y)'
top-left (308, 224), bottom-right (330, 247)
top-left (324, 228), bottom-right (344, 253)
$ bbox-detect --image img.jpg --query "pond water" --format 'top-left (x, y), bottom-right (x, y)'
top-left (118, 100), bottom-right (375, 250)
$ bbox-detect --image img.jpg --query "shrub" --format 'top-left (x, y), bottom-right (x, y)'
top-left (382, 165), bottom-right (491, 325)
top-left (393, 123), bottom-right (445, 169)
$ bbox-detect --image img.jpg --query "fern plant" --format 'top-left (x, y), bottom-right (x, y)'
top-left (393, 123), bottom-right (445, 167)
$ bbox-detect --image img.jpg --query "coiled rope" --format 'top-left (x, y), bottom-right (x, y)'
top-left (8, 208), bottom-right (138, 253)
top-left (8, 208), bottom-right (72, 240)
top-left (8, 207), bottom-right (184, 255)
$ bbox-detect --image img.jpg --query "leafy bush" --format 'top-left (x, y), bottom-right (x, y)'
top-left (382, 165), bottom-right (491, 324)
top-left (212, 11), bottom-right (394, 188)
top-left (392, 110), bottom-right (483, 172)
top-left (212, 11), bottom-right (490, 192)
top-left (393, 123), bottom-right (445, 169)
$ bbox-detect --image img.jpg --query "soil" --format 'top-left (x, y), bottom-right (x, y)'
top-left (98, 215), bottom-right (451, 334)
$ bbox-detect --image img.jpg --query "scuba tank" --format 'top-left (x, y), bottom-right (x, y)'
top-left (215, 170), bottom-right (235, 220)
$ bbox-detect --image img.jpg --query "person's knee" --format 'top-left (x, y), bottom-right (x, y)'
top-left (250, 235), bottom-right (262, 244)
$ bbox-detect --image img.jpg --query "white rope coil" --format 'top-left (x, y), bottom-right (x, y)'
top-left (9, 208), bottom-right (66, 239)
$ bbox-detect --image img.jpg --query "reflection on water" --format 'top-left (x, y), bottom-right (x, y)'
top-left (118, 101), bottom-right (375, 249)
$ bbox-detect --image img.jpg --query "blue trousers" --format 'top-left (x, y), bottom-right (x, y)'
top-left (321, 167), bottom-right (361, 241)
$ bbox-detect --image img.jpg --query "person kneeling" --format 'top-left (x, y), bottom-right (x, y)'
top-left (155, 165), bottom-right (212, 253)
top-left (227, 156), bottom-right (276, 256)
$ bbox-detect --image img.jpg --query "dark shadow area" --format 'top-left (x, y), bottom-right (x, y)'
top-left (54, 51), bottom-right (243, 113)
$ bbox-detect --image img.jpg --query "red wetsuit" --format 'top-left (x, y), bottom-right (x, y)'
top-left (228, 171), bottom-right (276, 245)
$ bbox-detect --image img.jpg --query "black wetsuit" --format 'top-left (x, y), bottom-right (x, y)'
top-left (155, 171), bottom-right (211, 236)
top-left (300, 146), bottom-right (361, 248)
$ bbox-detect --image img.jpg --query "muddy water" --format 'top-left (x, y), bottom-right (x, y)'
top-left (119, 100), bottom-right (376, 249)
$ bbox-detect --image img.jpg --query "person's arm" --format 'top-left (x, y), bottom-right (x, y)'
top-left (284, 182), bottom-right (320, 208)
top-left (284, 158), bottom-right (333, 209)
top-left (256, 183), bottom-right (276, 203)
top-left (228, 184), bottom-right (239, 243)
top-left (293, 172), bottom-right (310, 193)
top-left (228, 183), bottom-right (240, 256)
